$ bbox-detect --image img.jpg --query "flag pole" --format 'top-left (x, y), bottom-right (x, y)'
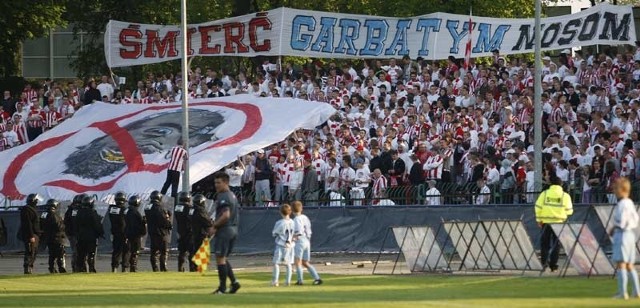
top-left (180, 0), bottom-right (191, 193)
top-left (534, 0), bottom-right (543, 192)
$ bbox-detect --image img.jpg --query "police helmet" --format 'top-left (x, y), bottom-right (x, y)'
top-left (82, 195), bottom-right (96, 208)
top-left (150, 191), bottom-right (162, 202)
top-left (193, 194), bottom-right (207, 207)
top-left (114, 192), bottom-right (127, 204)
top-left (46, 199), bottom-right (60, 210)
top-left (128, 195), bottom-right (141, 207)
top-left (73, 193), bottom-right (88, 206)
top-left (26, 194), bottom-right (39, 206)
top-left (177, 191), bottom-right (191, 204)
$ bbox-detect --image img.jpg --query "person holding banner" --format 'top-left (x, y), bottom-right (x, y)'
top-left (535, 165), bottom-right (573, 273)
top-left (610, 177), bottom-right (640, 300)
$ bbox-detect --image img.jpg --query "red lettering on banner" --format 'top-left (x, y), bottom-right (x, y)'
top-left (249, 16), bottom-right (272, 52)
top-left (143, 30), bottom-right (180, 58)
top-left (119, 26), bottom-right (143, 59)
top-left (223, 23), bottom-right (250, 53)
top-left (186, 27), bottom-right (198, 56)
top-left (198, 25), bottom-right (222, 54)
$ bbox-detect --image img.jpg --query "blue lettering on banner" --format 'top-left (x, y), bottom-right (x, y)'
top-left (334, 19), bottom-right (361, 55)
top-left (384, 19), bottom-right (411, 56)
top-left (311, 17), bottom-right (337, 53)
top-left (416, 18), bottom-right (441, 57)
top-left (359, 19), bottom-right (389, 56)
top-left (472, 23), bottom-right (510, 53)
top-left (446, 20), bottom-right (470, 54)
top-left (290, 15), bottom-right (316, 51)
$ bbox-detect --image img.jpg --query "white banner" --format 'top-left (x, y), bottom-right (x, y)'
top-left (0, 96), bottom-right (336, 201)
top-left (105, 3), bottom-right (636, 67)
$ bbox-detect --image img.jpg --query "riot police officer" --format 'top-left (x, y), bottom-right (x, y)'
top-left (125, 195), bottom-right (146, 272)
top-left (174, 192), bottom-right (194, 272)
top-left (189, 194), bottom-right (213, 267)
top-left (40, 199), bottom-right (67, 273)
top-left (64, 194), bottom-right (86, 272)
top-left (108, 192), bottom-right (128, 272)
top-left (19, 194), bottom-right (41, 274)
top-left (75, 195), bottom-right (104, 273)
top-left (146, 191), bottom-right (172, 272)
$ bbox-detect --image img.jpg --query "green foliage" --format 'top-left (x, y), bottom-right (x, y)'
top-left (0, 0), bottom-right (67, 77)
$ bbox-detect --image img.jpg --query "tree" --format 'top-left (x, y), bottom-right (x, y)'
top-left (0, 0), bottom-right (67, 77)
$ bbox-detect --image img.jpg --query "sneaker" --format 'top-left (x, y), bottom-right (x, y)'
top-left (271, 282), bottom-right (279, 287)
top-left (295, 281), bottom-right (304, 286)
top-left (612, 293), bottom-right (629, 300)
top-left (549, 267), bottom-right (558, 273)
top-left (212, 288), bottom-right (226, 295)
top-left (313, 279), bottom-right (323, 285)
top-left (229, 282), bottom-right (241, 294)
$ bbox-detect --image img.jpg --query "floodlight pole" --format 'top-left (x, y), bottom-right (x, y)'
top-left (180, 0), bottom-right (191, 192)
top-left (534, 0), bottom-right (543, 192)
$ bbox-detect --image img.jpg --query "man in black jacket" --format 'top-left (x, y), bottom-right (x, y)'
top-left (125, 195), bottom-right (146, 272)
top-left (108, 192), bottom-right (128, 272)
top-left (146, 191), bottom-right (172, 272)
top-left (20, 194), bottom-right (41, 274)
top-left (75, 196), bottom-right (104, 273)
top-left (189, 194), bottom-right (213, 267)
top-left (40, 199), bottom-right (66, 273)
top-left (174, 192), bottom-right (194, 272)
top-left (64, 194), bottom-right (85, 272)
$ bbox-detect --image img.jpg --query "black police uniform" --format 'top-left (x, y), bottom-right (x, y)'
top-left (125, 196), bottom-right (146, 272)
top-left (188, 195), bottom-right (213, 266)
top-left (174, 193), bottom-right (194, 272)
top-left (75, 197), bottom-right (104, 273)
top-left (146, 198), bottom-right (172, 272)
top-left (19, 194), bottom-right (41, 274)
top-left (40, 200), bottom-right (66, 273)
top-left (213, 190), bottom-right (240, 293)
top-left (108, 193), bottom-right (128, 272)
top-left (64, 194), bottom-right (85, 272)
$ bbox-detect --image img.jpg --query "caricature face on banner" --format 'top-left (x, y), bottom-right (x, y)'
top-left (0, 96), bottom-right (337, 201)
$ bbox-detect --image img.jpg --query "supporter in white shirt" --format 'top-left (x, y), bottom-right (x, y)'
top-left (3, 123), bottom-right (18, 147)
top-left (425, 180), bottom-right (441, 206)
top-left (97, 75), bottom-right (115, 100)
top-left (474, 179), bottom-right (491, 205)
top-left (486, 162), bottom-right (501, 186)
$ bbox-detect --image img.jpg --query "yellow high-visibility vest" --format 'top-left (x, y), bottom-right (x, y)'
top-left (535, 185), bottom-right (573, 224)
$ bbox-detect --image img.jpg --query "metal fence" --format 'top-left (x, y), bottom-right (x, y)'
top-left (3, 181), bottom-right (638, 208)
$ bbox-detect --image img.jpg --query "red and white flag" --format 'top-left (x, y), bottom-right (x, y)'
top-left (0, 95), bottom-right (336, 201)
top-left (464, 9), bottom-right (473, 71)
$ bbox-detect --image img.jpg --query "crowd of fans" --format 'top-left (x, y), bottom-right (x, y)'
top-left (3, 46), bottom-right (640, 206)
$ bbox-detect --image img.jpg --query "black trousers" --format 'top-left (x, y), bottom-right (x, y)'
top-left (23, 236), bottom-right (39, 274)
top-left (540, 224), bottom-right (560, 270)
top-left (177, 234), bottom-right (195, 272)
top-left (127, 237), bottom-right (142, 272)
top-left (150, 235), bottom-right (169, 272)
top-left (68, 236), bottom-right (79, 272)
top-left (161, 170), bottom-right (181, 197)
top-left (77, 240), bottom-right (97, 273)
top-left (111, 233), bottom-right (129, 271)
top-left (26, 126), bottom-right (42, 142)
top-left (47, 242), bottom-right (66, 273)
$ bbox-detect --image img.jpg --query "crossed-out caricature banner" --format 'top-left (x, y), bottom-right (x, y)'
top-left (0, 96), bottom-right (336, 201)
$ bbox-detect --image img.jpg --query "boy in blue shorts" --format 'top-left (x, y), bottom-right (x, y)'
top-left (292, 201), bottom-right (322, 285)
top-left (272, 204), bottom-right (294, 286)
top-left (610, 177), bottom-right (640, 300)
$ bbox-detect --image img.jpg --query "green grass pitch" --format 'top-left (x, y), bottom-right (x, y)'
top-left (0, 272), bottom-right (639, 307)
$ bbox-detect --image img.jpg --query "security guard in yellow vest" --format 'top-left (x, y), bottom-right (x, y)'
top-left (535, 174), bottom-right (573, 272)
